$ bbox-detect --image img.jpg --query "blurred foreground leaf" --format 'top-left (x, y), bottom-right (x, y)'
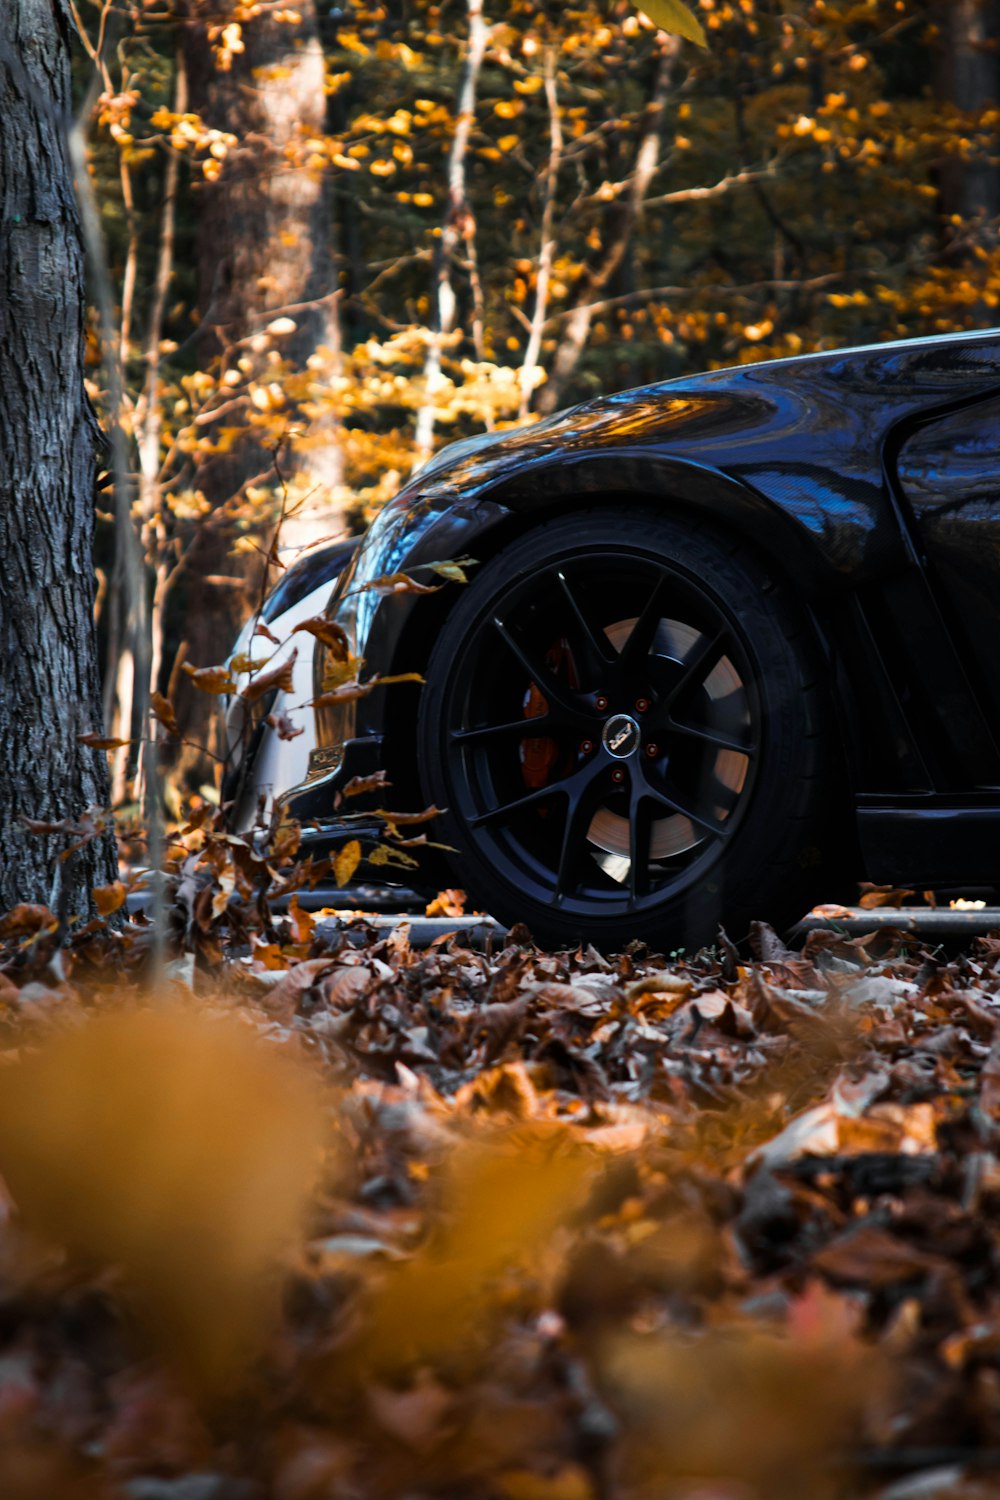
top-left (0, 1006), bottom-right (325, 1391)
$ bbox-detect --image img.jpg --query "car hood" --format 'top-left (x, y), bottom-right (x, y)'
top-left (409, 327), bottom-right (1000, 504)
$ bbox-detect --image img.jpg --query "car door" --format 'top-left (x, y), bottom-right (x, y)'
top-left (895, 392), bottom-right (1000, 736)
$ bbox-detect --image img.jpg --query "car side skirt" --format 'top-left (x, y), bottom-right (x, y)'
top-left (858, 797), bottom-right (1000, 887)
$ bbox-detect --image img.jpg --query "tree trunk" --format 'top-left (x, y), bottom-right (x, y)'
top-left (413, 0), bottom-right (488, 465)
top-left (935, 0), bottom-right (1000, 233)
top-left (173, 1), bottom-right (344, 772)
top-left (535, 42), bottom-right (677, 417)
top-left (0, 0), bottom-right (118, 912)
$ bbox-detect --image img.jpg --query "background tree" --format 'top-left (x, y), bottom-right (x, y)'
top-left (172, 0), bottom-right (345, 762)
top-left (0, 0), bottom-right (118, 912)
top-left (934, 0), bottom-right (1000, 247)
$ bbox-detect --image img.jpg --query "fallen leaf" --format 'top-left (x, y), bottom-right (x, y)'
top-left (334, 840), bottom-right (362, 887)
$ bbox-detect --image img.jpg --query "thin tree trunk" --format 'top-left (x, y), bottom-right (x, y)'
top-left (535, 42), bottom-right (677, 416)
top-left (0, 0), bottom-right (118, 911)
top-left (176, 0), bottom-right (344, 771)
top-left (105, 44), bottom-right (189, 807)
top-left (138, 41), bottom-right (185, 687)
top-left (519, 48), bottom-right (562, 420)
top-left (413, 0), bottom-right (488, 464)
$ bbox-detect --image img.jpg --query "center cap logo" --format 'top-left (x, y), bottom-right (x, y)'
top-left (602, 713), bottom-right (640, 759)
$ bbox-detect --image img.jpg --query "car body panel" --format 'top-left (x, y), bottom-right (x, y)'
top-left (239, 328), bottom-right (1000, 890)
top-left (896, 390), bottom-right (1000, 733)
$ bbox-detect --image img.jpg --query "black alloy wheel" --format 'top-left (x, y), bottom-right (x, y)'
top-left (418, 509), bottom-right (838, 952)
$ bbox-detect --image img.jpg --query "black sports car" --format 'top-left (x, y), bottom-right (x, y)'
top-left (224, 328), bottom-right (1000, 950)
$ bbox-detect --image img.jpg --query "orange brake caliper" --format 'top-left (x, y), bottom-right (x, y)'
top-left (520, 638), bottom-right (578, 791)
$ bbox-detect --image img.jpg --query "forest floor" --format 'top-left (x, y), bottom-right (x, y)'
top-left (0, 895), bottom-right (999, 1499)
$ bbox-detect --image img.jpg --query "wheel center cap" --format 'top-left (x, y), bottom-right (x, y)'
top-left (602, 713), bottom-right (640, 759)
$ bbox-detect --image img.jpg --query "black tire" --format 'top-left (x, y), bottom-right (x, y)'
top-left (417, 508), bottom-right (841, 952)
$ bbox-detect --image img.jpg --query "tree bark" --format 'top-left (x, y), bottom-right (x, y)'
top-left (0, 0), bottom-right (118, 912)
top-left (173, 1), bottom-right (344, 769)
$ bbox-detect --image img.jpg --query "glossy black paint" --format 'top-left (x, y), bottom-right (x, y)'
top-left (261, 537), bottom-right (359, 623)
top-left (282, 328), bottom-right (1000, 887)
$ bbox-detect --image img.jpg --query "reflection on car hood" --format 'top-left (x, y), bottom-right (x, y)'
top-left (408, 327), bottom-right (1000, 502)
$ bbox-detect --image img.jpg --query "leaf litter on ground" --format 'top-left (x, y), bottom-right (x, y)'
top-left (2, 860), bottom-right (1000, 1496)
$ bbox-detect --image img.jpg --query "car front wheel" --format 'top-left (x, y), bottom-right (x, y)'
top-left (417, 508), bottom-right (839, 952)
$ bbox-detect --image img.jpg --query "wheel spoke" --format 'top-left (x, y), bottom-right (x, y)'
top-left (663, 627), bottom-right (728, 710)
top-left (617, 571), bottom-right (669, 674)
top-left (492, 615), bottom-right (585, 717)
top-left (643, 767), bottom-right (728, 841)
top-left (665, 716), bottom-right (755, 756)
top-left (553, 762), bottom-right (609, 901)
top-left (469, 780), bottom-right (567, 829)
top-left (627, 771), bottom-right (653, 902)
top-left (553, 568), bottom-right (618, 679)
top-left (451, 713), bottom-right (560, 746)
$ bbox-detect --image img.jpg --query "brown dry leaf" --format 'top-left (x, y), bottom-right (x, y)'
top-left (320, 652), bottom-right (363, 694)
top-left (93, 881), bottom-right (126, 917)
top-left (322, 965), bottom-right (372, 1007)
top-left (20, 807), bottom-right (107, 861)
top-left (181, 662), bottom-right (236, 696)
top-left (78, 732), bottom-right (131, 750)
top-left (426, 888), bottom-right (466, 917)
top-left (360, 571), bottom-right (443, 597)
top-left (334, 839), bottom-right (362, 887)
top-left (267, 708), bottom-right (304, 740)
top-left (367, 842), bottom-right (419, 870)
top-left (287, 895), bottom-right (315, 945)
top-left (311, 671), bottom-right (423, 709)
top-left (424, 556), bottom-right (478, 584)
top-left (150, 691), bottom-right (179, 735)
top-left (342, 769), bottom-right (391, 798)
top-left (603, 1305), bottom-right (876, 1498)
top-left (455, 1059), bottom-right (540, 1118)
top-left (375, 804), bottom-right (443, 827)
top-left (359, 1125), bottom-right (593, 1370)
top-left (0, 904), bottom-right (59, 939)
top-left (292, 615), bottom-right (351, 657)
top-left (229, 651), bottom-right (268, 676)
top-left (241, 647), bottom-right (298, 705)
top-left (811, 1222), bottom-right (941, 1288)
top-left (0, 1006), bottom-right (325, 1391)
top-left (858, 883), bottom-right (916, 910)
top-left (625, 971), bottom-right (692, 1002)
top-left (264, 956), bottom-right (339, 1016)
